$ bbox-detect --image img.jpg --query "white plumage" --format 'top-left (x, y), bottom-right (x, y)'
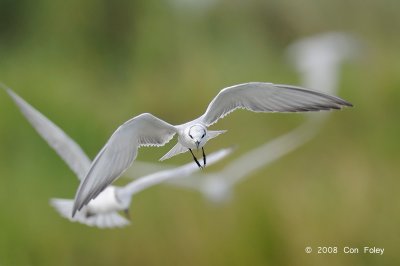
top-left (72, 81), bottom-right (352, 215)
top-left (169, 32), bottom-right (359, 203)
top-left (4, 86), bottom-right (232, 228)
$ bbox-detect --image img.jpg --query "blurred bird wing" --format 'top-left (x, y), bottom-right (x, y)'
top-left (199, 82), bottom-right (352, 126)
top-left (73, 113), bottom-right (177, 215)
top-left (220, 119), bottom-right (323, 185)
top-left (165, 174), bottom-right (205, 190)
top-left (4, 87), bottom-right (91, 180)
top-left (50, 198), bottom-right (130, 228)
top-left (119, 147), bottom-right (234, 197)
top-left (126, 160), bottom-right (172, 179)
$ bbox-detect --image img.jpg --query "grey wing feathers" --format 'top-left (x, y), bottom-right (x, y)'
top-left (5, 87), bottom-right (91, 179)
top-left (200, 82), bottom-right (353, 126)
top-left (72, 113), bottom-right (177, 216)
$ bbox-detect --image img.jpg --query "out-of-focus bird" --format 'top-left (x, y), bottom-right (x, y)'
top-left (287, 32), bottom-right (359, 94)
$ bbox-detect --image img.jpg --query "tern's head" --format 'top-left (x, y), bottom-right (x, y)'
top-left (188, 124), bottom-right (207, 148)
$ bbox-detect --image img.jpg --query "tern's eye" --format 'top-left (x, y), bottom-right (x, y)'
top-left (201, 133), bottom-right (205, 138)
top-left (189, 134), bottom-right (193, 139)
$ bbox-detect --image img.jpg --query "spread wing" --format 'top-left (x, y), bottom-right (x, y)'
top-left (4, 87), bottom-right (91, 180)
top-left (72, 113), bottom-right (177, 216)
top-left (200, 82), bottom-right (353, 126)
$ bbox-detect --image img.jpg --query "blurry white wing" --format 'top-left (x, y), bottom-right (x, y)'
top-left (221, 119), bottom-right (322, 185)
top-left (200, 82), bottom-right (352, 126)
top-left (4, 87), bottom-right (91, 179)
top-left (50, 198), bottom-right (129, 228)
top-left (73, 113), bottom-right (177, 215)
top-left (126, 160), bottom-right (172, 179)
top-left (117, 147), bottom-right (233, 199)
top-left (166, 172), bottom-right (205, 190)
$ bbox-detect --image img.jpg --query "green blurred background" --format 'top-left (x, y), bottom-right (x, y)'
top-left (1, 0), bottom-right (399, 265)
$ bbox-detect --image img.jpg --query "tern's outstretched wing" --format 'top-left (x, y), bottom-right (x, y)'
top-left (73, 113), bottom-right (177, 216)
top-left (4, 87), bottom-right (91, 180)
top-left (199, 82), bottom-right (352, 126)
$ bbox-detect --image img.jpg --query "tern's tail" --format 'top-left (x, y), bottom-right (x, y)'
top-left (50, 198), bottom-right (130, 229)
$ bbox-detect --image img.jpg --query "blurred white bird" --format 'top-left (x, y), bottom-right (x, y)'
top-left (73, 81), bottom-right (352, 215)
top-left (3, 86), bottom-right (233, 228)
top-left (52, 149), bottom-right (232, 228)
top-left (168, 32), bottom-right (359, 203)
top-left (287, 32), bottom-right (359, 94)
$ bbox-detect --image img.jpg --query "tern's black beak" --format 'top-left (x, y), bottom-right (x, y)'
top-left (189, 148), bottom-right (203, 169)
top-left (195, 141), bottom-right (200, 149)
top-left (202, 147), bottom-right (206, 167)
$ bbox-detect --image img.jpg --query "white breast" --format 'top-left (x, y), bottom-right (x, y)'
top-left (178, 133), bottom-right (196, 149)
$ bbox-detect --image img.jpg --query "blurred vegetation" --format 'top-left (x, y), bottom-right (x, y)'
top-left (0, 0), bottom-right (399, 265)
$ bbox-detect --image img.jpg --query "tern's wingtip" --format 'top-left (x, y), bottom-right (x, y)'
top-left (339, 100), bottom-right (353, 108)
top-left (71, 203), bottom-right (80, 218)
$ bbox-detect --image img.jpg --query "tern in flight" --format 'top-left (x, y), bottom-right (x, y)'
top-left (169, 33), bottom-right (359, 203)
top-left (72, 82), bottom-right (353, 216)
top-left (4, 86), bottom-right (232, 228)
